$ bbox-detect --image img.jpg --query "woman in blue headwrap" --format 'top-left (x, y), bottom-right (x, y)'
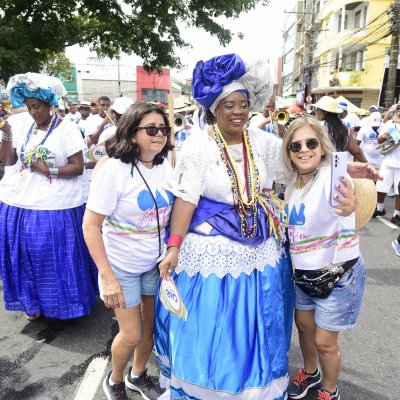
top-left (0, 73), bottom-right (98, 320)
top-left (152, 54), bottom-right (295, 400)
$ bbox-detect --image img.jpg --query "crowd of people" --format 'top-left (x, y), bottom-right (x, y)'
top-left (0, 54), bottom-right (396, 400)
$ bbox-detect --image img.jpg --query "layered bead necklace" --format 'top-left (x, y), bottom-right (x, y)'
top-left (213, 125), bottom-right (260, 238)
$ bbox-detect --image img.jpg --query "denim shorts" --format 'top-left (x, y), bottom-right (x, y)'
top-left (99, 264), bottom-right (159, 308)
top-left (295, 256), bottom-right (367, 331)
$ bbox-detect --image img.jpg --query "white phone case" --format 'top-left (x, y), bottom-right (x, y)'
top-left (330, 152), bottom-right (347, 207)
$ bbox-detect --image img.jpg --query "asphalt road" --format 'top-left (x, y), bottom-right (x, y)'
top-left (0, 198), bottom-right (399, 400)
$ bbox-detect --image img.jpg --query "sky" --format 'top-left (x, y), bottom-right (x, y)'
top-left (172, 0), bottom-right (292, 80)
top-left (66, 0), bottom-right (294, 82)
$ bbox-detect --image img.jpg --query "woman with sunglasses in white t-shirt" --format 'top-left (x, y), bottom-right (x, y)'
top-left (83, 102), bottom-right (174, 400)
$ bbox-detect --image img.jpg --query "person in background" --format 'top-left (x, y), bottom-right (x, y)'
top-left (91, 103), bottom-right (98, 115)
top-left (383, 101), bottom-right (400, 123)
top-left (356, 111), bottom-right (384, 170)
top-left (77, 100), bottom-right (93, 139)
top-left (312, 96), bottom-right (368, 163)
top-left (374, 103), bottom-right (400, 225)
top-left (83, 102), bottom-right (174, 400)
top-left (249, 96), bottom-right (286, 138)
top-left (86, 96), bottom-right (112, 143)
top-left (66, 103), bottom-right (81, 123)
top-left (97, 97), bottom-right (134, 144)
top-left (282, 117), bottom-right (365, 400)
top-left (0, 72), bottom-right (98, 321)
top-left (337, 101), bottom-right (361, 139)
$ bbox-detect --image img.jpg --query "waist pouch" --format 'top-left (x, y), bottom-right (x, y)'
top-left (294, 257), bottom-right (359, 299)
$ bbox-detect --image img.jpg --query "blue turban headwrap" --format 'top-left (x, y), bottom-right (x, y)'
top-left (192, 54), bottom-right (272, 114)
top-left (10, 83), bottom-right (60, 109)
top-left (7, 73), bottom-right (67, 109)
top-left (192, 54), bottom-right (246, 111)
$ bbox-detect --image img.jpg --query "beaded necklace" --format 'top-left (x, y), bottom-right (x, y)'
top-left (20, 113), bottom-right (59, 167)
top-left (213, 125), bottom-right (260, 238)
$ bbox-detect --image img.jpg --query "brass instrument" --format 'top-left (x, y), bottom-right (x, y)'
top-left (275, 109), bottom-right (290, 126)
top-left (377, 129), bottom-right (400, 154)
top-left (174, 113), bottom-right (184, 133)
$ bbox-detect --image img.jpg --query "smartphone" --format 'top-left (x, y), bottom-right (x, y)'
top-left (330, 151), bottom-right (347, 207)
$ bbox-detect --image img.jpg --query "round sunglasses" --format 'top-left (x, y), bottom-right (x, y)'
top-left (137, 126), bottom-right (171, 136)
top-left (288, 138), bottom-right (320, 153)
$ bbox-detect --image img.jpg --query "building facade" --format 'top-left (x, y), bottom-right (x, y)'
top-left (281, 0), bottom-right (396, 109)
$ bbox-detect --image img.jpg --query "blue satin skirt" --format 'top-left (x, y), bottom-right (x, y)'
top-left (154, 246), bottom-right (294, 400)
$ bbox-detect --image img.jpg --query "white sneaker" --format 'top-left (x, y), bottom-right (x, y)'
top-left (392, 240), bottom-right (400, 257)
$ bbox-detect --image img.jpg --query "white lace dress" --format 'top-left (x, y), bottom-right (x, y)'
top-left (155, 127), bottom-right (295, 400)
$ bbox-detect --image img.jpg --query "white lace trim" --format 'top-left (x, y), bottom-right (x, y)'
top-left (175, 233), bottom-right (284, 279)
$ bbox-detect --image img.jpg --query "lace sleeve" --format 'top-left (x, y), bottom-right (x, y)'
top-left (167, 134), bottom-right (210, 205)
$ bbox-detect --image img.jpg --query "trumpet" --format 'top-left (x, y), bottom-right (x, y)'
top-left (275, 109), bottom-right (290, 126)
top-left (174, 113), bottom-right (184, 132)
top-left (377, 129), bottom-right (400, 154)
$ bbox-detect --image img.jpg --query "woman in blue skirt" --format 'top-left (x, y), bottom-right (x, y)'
top-left (0, 73), bottom-right (98, 320)
top-left (154, 54), bottom-right (295, 400)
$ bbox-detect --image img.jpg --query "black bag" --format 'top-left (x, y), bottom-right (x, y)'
top-left (294, 257), bottom-right (358, 299)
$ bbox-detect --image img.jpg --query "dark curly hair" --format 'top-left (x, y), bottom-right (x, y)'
top-left (106, 102), bottom-right (174, 165)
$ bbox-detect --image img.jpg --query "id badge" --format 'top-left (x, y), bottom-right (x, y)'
top-left (159, 276), bottom-right (188, 321)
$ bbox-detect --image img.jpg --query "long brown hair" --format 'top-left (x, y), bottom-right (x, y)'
top-left (106, 102), bottom-right (174, 165)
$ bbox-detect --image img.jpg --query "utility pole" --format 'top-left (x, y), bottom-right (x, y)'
top-left (385, 0), bottom-right (400, 108)
top-left (303, 0), bottom-right (314, 102)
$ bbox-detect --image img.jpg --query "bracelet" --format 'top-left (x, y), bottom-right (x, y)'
top-left (167, 234), bottom-right (183, 249)
top-left (48, 167), bottom-right (59, 178)
top-left (1, 131), bottom-right (12, 141)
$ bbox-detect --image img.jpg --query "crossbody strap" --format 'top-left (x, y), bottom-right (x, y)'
top-left (132, 163), bottom-right (162, 257)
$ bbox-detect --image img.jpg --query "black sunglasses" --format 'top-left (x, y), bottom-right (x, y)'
top-left (137, 126), bottom-right (171, 136)
top-left (288, 138), bottom-right (320, 153)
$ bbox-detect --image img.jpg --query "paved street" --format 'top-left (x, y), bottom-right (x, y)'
top-left (0, 198), bottom-right (399, 400)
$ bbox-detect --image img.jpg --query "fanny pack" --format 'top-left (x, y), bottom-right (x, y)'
top-left (294, 257), bottom-right (359, 299)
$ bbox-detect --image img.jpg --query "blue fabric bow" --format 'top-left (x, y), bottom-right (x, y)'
top-left (11, 83), bottom-right (59, 109)
top-left (192, 54), bottom-right (246, 110)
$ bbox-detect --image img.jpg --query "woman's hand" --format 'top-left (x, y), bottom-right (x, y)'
top-left (347, 162), bottom-right (383, 181)
top-left (158, 247), bottom-right (179, 279)
top-left (30, 158), bottom-right (50, 176)
top-left (101, 273), bottom-right (126, 309)
top-left (332, 176), bottom-right (356, 217)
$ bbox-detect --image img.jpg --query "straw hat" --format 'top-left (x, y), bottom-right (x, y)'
top-left (311, 96), bottom-right (342, 114)
top-left (353, 178), bottom-right (377, 230)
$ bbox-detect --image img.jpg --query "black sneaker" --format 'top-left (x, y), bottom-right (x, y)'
top-left (103, 371), bottom-right (128, 400)
top-left (373, 209), bottom-right (386, 217)
top-left (390, 215), bottom-right (400, 226)
top-left (312, 387), bottom-right (341, 400)
top-left (288, 368), bottom-right (322, 399)
top-left (125, 367), bottom-right (164, 400)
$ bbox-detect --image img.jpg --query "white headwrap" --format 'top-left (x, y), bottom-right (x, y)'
top-left (209, 59), bottom-right (272, 114)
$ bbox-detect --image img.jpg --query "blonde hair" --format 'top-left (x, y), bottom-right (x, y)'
top-left (281, 116), bottom-right (335, 183)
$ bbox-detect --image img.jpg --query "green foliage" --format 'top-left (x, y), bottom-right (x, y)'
top-left (0, 0), bottom-right (267, 82)
top-left (40, 51), bottom-right (73, 80)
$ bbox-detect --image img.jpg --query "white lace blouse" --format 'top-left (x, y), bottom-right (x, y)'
top-left (167, 127), bottom-right (287, 278)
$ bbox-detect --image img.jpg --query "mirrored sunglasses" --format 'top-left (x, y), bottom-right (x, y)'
top-left (288, 138), bottom-right (319, 153)
top-left (137, 126), bottom-right (171, 136)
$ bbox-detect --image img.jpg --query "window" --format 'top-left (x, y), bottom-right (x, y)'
top-left (141, 89), bottom-right (168, 104)
top-left (362, 6), bottom-right (368, 27)
top-left (355, 10), bottom-right (361, 28)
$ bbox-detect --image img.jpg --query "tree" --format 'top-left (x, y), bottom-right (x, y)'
top-left (0, 0), bottom-right (270, 83)
top-left (40, 51), bottom-right (73, 80)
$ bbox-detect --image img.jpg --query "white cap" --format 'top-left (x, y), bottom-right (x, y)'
top-left (337, 101), bottom-right (348, 111)
top-left (369, 111), bottom-right (382, 127)
top-left (110, 97), bottom-right (133, 115)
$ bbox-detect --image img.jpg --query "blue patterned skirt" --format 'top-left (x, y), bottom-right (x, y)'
top-left (0, 202), bottom-right (99, 319)
top-left (154, 247), bottom-right (294, 400)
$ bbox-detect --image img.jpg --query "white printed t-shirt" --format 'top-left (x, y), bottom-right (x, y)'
top-left (356, 124), bottom-right (383, 168)
top-left (286, 166), bottom-right (359, 271)
top-left (87, 158), bottom-right (174, 273)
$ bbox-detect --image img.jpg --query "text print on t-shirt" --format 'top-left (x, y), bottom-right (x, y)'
top-left (134, 189), bottom-right (175, 232)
